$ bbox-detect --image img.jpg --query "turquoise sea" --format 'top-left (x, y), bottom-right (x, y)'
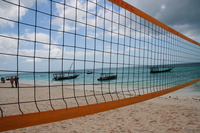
top-left (3, 65), bottom-right (199, 93)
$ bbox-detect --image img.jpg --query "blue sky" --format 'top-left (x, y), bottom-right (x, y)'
top-left (0, 0), bottom-right (199, 73)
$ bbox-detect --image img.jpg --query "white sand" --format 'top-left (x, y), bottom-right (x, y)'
top-left (1, 81), bottom-right (200, 133)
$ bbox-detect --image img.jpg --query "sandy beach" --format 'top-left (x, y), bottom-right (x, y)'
top-left (0, 81), bottom-right (200, 133)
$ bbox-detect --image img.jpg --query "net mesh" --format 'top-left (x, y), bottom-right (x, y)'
top-left (0, 0), bottom-right (200, 117)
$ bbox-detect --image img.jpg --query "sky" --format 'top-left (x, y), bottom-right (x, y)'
top-left (0, 0), bottom-right (199, 74)
top-left (124, 0), bottom-right (200, 43)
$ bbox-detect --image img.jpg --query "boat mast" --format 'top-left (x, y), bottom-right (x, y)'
top-left (68, 62), bottom-right (74, 76)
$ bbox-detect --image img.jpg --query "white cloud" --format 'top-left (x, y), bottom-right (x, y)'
top-left (0, 0), bottom-right (46, 28)
top-left (0, 33), bottom-right (100, 64)
top-left (24, 58), bottom-right (43, 62)
top-left (0, 34), bottom-right (18, 55)
top-left (20, 31), bottom-right (57, 45)
top-left (52, 0), bottom-right (116, 33)
top-left (51, 0), bottom-right (145, 47)
top-left (161, 4), bottom-right (166, 9)
top-left (0, 1), bottom-right (25, 28)
top-left (126, 47), bottom-right (148, 52)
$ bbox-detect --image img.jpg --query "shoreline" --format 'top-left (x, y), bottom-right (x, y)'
top-left (3, 79), bottom-right (200, 96)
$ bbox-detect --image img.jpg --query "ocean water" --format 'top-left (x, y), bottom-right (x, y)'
top-left (5, 66), bottom-right (200, 92)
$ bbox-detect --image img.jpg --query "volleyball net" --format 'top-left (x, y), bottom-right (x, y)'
top-left (0, 0), bottom-right (200, 131)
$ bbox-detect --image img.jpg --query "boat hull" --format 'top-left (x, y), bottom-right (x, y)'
top-left (87, 71), bottom-right (93, 74)
top-left (54, 74), bottom-right (79, 80)
top-left (150, 68), bottom-right (172, 73)
top-left (97, 75), bottom-right (117, 81)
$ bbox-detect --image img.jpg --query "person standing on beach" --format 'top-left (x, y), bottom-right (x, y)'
top-left (14, 76), bottom-right (19, 88)
top-left (1, 77), bottom-right (5, 83)
top-left (10, 77), bottom-right (14, 88)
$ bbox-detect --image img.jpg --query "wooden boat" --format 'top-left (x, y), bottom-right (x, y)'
top-left (150, 67), bottom-right (173, 73)
top-left (53, 72), bottom-right (79, 80)
top-left (86, 71), bottom-right (93, 74)
top-left (97, 73), bottom-right (117, 81)
top-left (53, 62), bottom-right (79, 80)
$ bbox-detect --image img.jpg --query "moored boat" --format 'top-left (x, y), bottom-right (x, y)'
top-left (53, 72), bottom-right (79, 80)
top-left (150, 67), bottom-right (173, 73)
top-left (86, 71), bottom-right (93, 74)
top-left (97, 73), bottom-right (117, 81)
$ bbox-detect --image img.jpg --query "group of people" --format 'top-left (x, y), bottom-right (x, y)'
top-left (9, 76), bottom-right (19, 88)
top-left (1, 76), bottom-right (19, 88)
